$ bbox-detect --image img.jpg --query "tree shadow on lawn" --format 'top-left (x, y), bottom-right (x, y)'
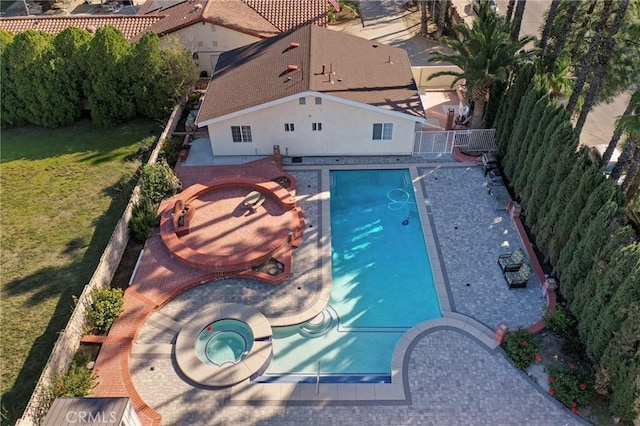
top-left (0, 119), bottom-right (160, 163)
top-left (0, 171), bottom-right (140, 425)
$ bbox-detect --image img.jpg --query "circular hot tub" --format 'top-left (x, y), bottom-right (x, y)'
top-left (195, 319), bottom-right (254, 367)
top-left (175, 303), bottom-right (273, 387)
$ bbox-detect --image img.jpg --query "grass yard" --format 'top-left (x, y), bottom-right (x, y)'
top-left (0, 119), bottom-right (160, 424)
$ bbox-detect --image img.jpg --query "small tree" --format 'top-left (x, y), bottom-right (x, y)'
top-left (160, 36), bottom-right (199, 106)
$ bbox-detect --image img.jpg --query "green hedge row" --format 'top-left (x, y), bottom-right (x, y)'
top-left (0, 27), bottom-right (198, 128)
top-left (494, 64), bottom-right (640, 420)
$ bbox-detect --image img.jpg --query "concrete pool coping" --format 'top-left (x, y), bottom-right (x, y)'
top-left (225, 319), bottom-right (497, 404)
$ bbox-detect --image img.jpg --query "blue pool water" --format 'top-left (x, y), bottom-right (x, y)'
top-left (261, 169), bottom-right (441, 381)
top-left (195, 319), bottom-right (254, 367)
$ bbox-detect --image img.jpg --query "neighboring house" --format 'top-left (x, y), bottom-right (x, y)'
top-left (0, 15), bottom-right (163, 40)
top-left (138, 0), bottom-right (328, 76)
top-left (196, 24), bottom-right (426, 157)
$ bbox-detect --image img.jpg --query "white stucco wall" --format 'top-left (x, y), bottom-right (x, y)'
top-left (204, 94), bottom-right (418, 156)
top-left (162, 24), bottom-right (261, 76)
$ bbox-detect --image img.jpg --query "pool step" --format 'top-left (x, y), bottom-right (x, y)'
top-left (299, 309), bottom-right (333, 336)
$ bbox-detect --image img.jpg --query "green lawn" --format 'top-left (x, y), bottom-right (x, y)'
top-left (0, 119), bottom-right (159, 424)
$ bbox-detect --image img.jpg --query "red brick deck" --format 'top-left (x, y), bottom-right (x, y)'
top-left (90, 156), bottom-right (304, 425)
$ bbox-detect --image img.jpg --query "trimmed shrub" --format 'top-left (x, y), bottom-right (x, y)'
top-left (503, 328), bottom-right (540, 369)
top-left (544, 306), bottom-right (577, 337)
top-left (140, 161), bottom-right (181, 203)
top-left (159, 136), bottom-right (183, 168)
top-left (129, 198), bottom-right (159, 243)
top-left (86, 287), bottom-right (124, 335)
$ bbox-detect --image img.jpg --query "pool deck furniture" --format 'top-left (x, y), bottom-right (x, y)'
top-left (497, 248), bottom-right (525, 272)
top-left (172, 199), bottom-right (195, 237)
top-left (504, 263), bottom-right (532, 289)
top-left (488, 184), bottom-right (511, 211)
top-left (242, 190), bottom-right (266, 211)
top-left (481, 152), bottom-right (498, 175)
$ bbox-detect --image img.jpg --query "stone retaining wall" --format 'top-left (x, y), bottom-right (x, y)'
top-left (17, 105), bottom-right (183, 426)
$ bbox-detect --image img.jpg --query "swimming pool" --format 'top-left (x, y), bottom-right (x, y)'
top-left (261, 169), bottom-right (441, 382)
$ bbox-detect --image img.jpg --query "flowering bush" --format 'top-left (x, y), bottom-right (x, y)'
top-left (503, 328), bottom-right (540, 369)
top-left (52, 361), bottom-right (99, 398)
top-left (548, 364), bottom-right (593, 412)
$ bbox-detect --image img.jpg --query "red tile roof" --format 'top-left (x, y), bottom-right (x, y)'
top-left (138, 0), bottom-right (327, 39)
top-left (243, 0), bottom-right (328, 31)
top-left (140, 0), bottom-right (280, 39)
top-left (0, 15), bottom-right (163, 40)
top-left (197, 24), bottom-right (425, 124)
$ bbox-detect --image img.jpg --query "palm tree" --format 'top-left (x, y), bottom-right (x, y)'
top-left (574, 0), bottom-right (630, 135)
top-left (538, 54), bottom-right (574, 99)
top-left (420, 0), bottom-right (428, 36)
top-left (622, 145), bottom-right (640, 194)
top-left (546, 1), bottom-right (579, 73)
top-left (436, 0), bottom-right (450, 40)
top-left (612, 95), bottom-right (640, 190)
top-left (565, 0), bottom-right (614, 116)
top-left (510, 0), bottom-right (526, 41)
top-left (610, 100), bottom-right (640, 182)
top-left (505, 0), bottom-right (516, 23)
top-left (603, 89), bottom-right (639, 166)
top-left (538, 0), bottom-right (560, 57)
top-left (427, 2), bottom-right (534, 128)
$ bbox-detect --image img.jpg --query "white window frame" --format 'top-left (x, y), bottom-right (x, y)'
top-left (231, 125), bottom-right (252, 143)
top-left (312, 122), bottom-right (322, 131)
top-left (299, 97), bottom-right (306, 105)
top-left (315, 97), bottom-right (322, 105)
top-left (372, 123), bottom-right (393, 140)
top-left (284, 123), bottom-right (295, 132)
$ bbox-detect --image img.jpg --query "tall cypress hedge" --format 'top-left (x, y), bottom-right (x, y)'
top-left (495, 78), bottom-right (640, 419)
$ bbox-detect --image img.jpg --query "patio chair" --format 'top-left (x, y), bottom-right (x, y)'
top-left (497, 248), bottom-right (525, 272)
top-left (504, 263), bottom-right (532, 289)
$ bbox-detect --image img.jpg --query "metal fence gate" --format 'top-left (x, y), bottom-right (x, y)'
top-left (413, 129), bottom-right (497, 154)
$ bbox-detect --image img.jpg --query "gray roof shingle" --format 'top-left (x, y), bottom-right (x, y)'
top-left (197, 24), bottom-right (424, 123)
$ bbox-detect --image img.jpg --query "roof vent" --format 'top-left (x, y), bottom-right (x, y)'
top-left (287, 64), bottom-right (299, 72)
top-left (194, 3), bottom-right (203, 8)
top-left (289, 42), bottom-right (300, 49)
